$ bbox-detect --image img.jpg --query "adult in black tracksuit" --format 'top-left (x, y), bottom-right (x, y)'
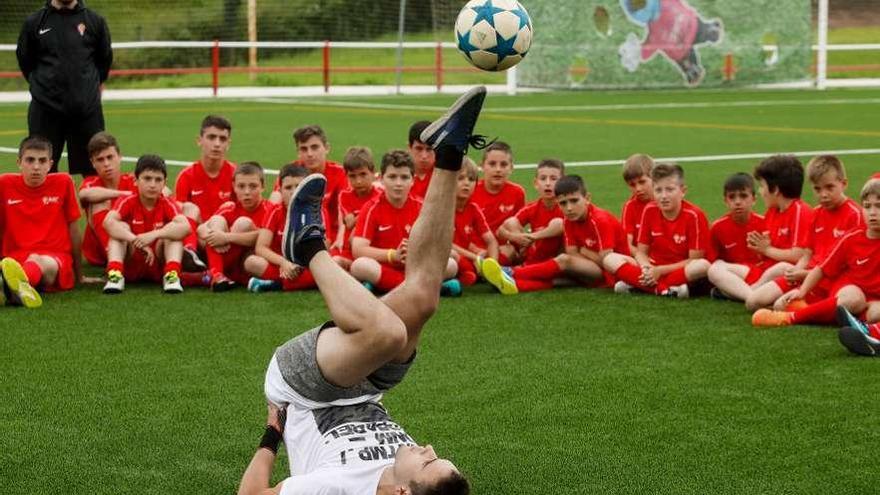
top-left (16, 0), bottom-right (112, 176)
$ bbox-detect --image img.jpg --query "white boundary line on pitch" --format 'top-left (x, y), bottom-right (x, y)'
top-left (2, 146), bottom-right (879, 173)
top-left (250, 96), bottom-right (880, 113)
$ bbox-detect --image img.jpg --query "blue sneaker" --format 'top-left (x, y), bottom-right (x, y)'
top-left (838, 326), bottom-right (880, 357)
top-left (362, 281), bottom-right (375, 293)
top-left (420, 86), bottom-right (490, 154)
top-left (282, 174), bottom-right (327, 266)
top-left (836, 305), bottom-right (869, 335)
top-left (248, 277), bottom-right (282, 293)
top-left (440, 278), bottom-right (463, 297)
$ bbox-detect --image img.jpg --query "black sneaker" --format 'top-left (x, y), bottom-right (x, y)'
top-left (282, 174), bottom-right (327, 266)
top-left (838, 326), bottom-right (880, 357)
top-left (182, 247), bottom-right (207, 272)
top-left (709, 287), bottom-right (729, 301)
top-left (211, 273), bottom-right (236, 293)
top-left (420, 86), bottom-right (489, 155)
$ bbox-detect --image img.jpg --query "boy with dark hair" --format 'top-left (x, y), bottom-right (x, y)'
top-left (706, 173), bottom-right (769, 302)
top-left (408, 120), bottom-right (435, 200)
top-left (199, 162), bottom-right (274, 291)
top-left (245, 165), bottom-right (317, 293)
top-left (603, 163), bottom-right (711, 298)
top-left (453, 157), bottom-right (498, 287)
top-left (331, 146), bottom-right (382, 270)
top-left (103, 155), bottom-right (191, 294)
top-left (497, 158), bottom-right (565, 267)
top-left (483, 175), bottom-right (628, 295)
top-left (621, 153), bottom-right (655, 255)
top-left (350, 150), bottom-right (458, 294)
top-left (79, 132), bottom-right (137, 267)
top-left (470, 141), bottom-right (526, 238)
top-left (0, 136), bottom-right (82, 308)
top-left (269, 125), bottom-right (347, 246)
top-left (755, 178), bottom-right (879, 330)
top-left (236, 86), bottom-right (482, 495)
top-left (175, 115), bottom-right (235, 270)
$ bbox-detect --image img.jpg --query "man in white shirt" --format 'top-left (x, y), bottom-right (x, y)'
top-left (237, 87), bottom-right (488, 495)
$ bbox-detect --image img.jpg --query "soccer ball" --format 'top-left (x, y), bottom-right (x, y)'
top-left (455, 0), bottom-right (533, 72)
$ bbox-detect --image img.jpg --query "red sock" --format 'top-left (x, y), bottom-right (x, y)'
top-left (164, 261), bottom-right (181, 274)
top-left (515, 279), bottom-right (554, 292)
top-left (614, 263), bottom-right (642, 287)
top-left (206, 245), bottom-right (226, 277)
top-left (457, 258), bottom-right (478, 286)
top-left (498, 252), bottom-right (512, 266)
top-left (663, 267), bottom-right (688, 287)
top-left (184, 218), bottom-right (199, 251)
top-left (513, 259), bottom-right (561, 281)
top-left (22, 260), bottom-right (43, 286)
top-left (791, 297), bottom-right (838, 325)
top-left (376, 265), bottom-right (404, 292)
top-left (282, 269), bottom-right (317, 291)
top-left (107, 261), bottom-right (124, 274)
top-left (867, 323), bottom-right (880, 340)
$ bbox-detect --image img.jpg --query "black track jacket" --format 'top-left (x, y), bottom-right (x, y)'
top-left (16, 0), bottom-right (112, 115)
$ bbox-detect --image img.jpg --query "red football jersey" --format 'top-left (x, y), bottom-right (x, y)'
top-left (213, 199), bottom-right (274, 228)
top-left (261, 204), bottom-right (286, 255)
top-left (175, 160), bottom-right (236, 219)
top-left (353, 194), bottom-right (422, 250)
top-left (471, 180), bottom-right (526, 232)
top-left (454, 201), bottom-right (492, 249)
top-left (339, 185), bottom-right (382, 218)
top-left (763, 198), bottom-right (813, 251)
top-left (113, 194), bottom-right (181, 236)
top-left (410, 170), bottom-right (433, 200)
top-left (807, 198), bottom-right (864, 267)
top-left (0, 173), bottom-right (80, 256)
top-left (710, 212), bottom-right (766, 265)
top-left (564, 204), bottom-right (628, 255)
top-left (821, 229), bottom-right (880, 296)
top-left (621, 195), bottom-right (651, 241)
top-left (273, 161), bottom-right (346, 241)
top-left (637, 200), bottom-right (710, 265)
top-left (515, 199), bottom-right (564, 261)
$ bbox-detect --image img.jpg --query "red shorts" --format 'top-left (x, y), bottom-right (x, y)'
top-left (775, 275), bottom-right (850, 304)
top-left (521, 239), bottom-right (562, 266)
top-left (9, 250), bottom-right (75, 292)
top-left (82, 209), bottom-right (112, 266)
top-left (743, 261), bottom-right (769, 286)
top-left (124, 246), bottom-right (164, 283)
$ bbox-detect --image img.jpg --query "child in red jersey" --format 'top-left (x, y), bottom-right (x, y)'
top-left (175, 115), bottom-right (236, 270)
top-left (603, 163), bottom-right (711, 298)
top-left (497, 158), bottom-right (565, 267)
top-left (754, 179), bottom-right (880, 329)
top-left (330, 146), bottom-right (383, 270)
top-left (350, 150), bottom-right (458, 294)
top-left (269, 125), bottom-right (347, 244)
top-left (407, 120), bottom-right (435, 200)
top-left (620, 154), bottom-right (655, 256)
top-left (244, 165), bottom-right (318, 293)
top-left (199, 162), bottom-right (274, 291)
top-left (102, 155), bottom-right (191, 294)
top-left (0, 136), bottom-right (82, 308)
top-left (743, 155), bottom-right (815, 310)
top-left (835, 179), bottom-right (880, 355)
top-left (79, 132), bottom-right (137, 267)
top-left (707, 173), bottom-right (769, 302)
top-left (470, 141), bottom-right (526, 238)
top-left (483, 175), bottom-right (629, 295)
top-left (453, 157), bottom-right (499, 286)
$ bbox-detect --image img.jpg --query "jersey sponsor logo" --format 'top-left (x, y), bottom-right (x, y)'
top-left (39, 28), bottom-right (52, 35)
top-left (132, 219), bottom-right (145, 225)
top-left (857, 258), bottom-right (869, 266)
top-left (7, 199), bottom-right (23, 205)
top-left (585, 238), bottom-right (597, 248)
top-left (220, 192), bottom-right (232, 199)
top-left (499, 204), bottom-right (515, 213)
top-left (42, 196), bottom-right (60, 205)
top-left (191, 190), bottom-right (204, 196)
top-left (673, 234), bottom-right (686, 245)
top-left (777, 227), bottom-right (789, 237)
top-left (651, 231), bottom-right (663, 237)
top-left (378, 225), bottom-right (392, 232)
top-left (833, 228), bottom-right (845, 238)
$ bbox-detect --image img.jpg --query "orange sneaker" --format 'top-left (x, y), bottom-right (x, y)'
top-left (752, 309), bottom-right (794, 327)
top-left (784, 299), bottom-right (809, 312)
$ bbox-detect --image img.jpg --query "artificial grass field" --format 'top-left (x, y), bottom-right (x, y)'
top-left (1, 88), bottom-right (880, 494)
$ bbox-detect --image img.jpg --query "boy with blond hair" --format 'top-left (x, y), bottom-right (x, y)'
top-left (470, 141), bottom-right (526, 237)
top-left (453, 157), bottom-right (499, 286)
top-left (79, 132), bottom-right (137, 267)
top-left (620, 153), bottom-right (655, 255)
top-left (603, 163), bottom-right (711, 298)
top-left (497, 158), bottom-right (565, 267)
top-left (330, 146), bottom-right (382, 270)
top-left (103, 155), bottom-right (190, 294)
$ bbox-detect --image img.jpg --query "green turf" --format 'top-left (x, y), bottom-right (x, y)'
top-left (1, 88), bottom-right (880, 494)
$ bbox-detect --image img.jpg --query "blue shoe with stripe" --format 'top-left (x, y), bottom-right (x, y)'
top-left (282, 174), bottom-right (327, 267)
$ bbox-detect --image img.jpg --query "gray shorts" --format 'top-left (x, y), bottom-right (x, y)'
top-left (273, 321), bottom-right (414, 405)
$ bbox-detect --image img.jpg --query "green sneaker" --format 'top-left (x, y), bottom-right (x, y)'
top-left (0, 257), bottom-right (42, 309)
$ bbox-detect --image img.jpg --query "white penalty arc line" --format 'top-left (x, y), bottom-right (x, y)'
top-left (2, 146), bottom-right (879, 172)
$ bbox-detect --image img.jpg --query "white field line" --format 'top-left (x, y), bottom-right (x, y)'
top-left (3, 146), bottom-right (879, 172)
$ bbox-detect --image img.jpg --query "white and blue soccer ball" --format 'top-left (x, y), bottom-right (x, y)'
top-left (455, 0), bottom-right (533, 72)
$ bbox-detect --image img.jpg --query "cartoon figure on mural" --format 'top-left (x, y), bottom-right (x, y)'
top-left (618, 0), bottom-right (723, 86)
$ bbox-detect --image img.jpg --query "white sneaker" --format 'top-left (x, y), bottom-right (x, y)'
top-left (668, 283), bottom-right (689, 299)
top-left (163, 270), bottom-right (184, 294)
top-left (614, 281), bottom-right (632, 294)
top-left (103, 270), bottom-right (125, 294)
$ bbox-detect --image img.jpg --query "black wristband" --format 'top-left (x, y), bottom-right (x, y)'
top-left (259, 425), bottom-right (282, 454)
